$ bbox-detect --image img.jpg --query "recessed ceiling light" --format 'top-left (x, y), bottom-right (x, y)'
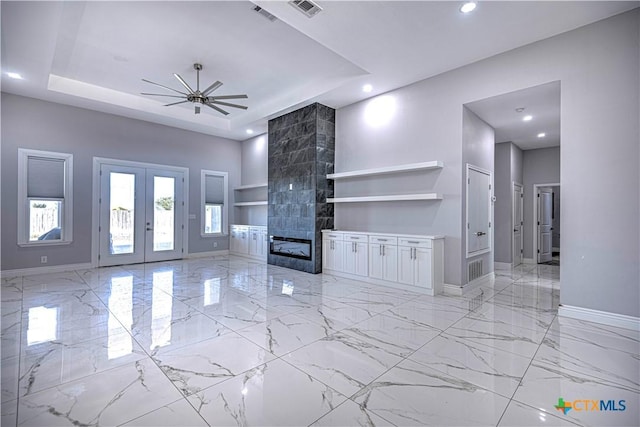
top-left (362, 84), bottom-right (373, 93)
top-left (6, 72), bottom-right (23, 80)
top-left (460, 2), bottom-right (477, 14)
top-left (537, 132), bottom-right (546, 138)
top-left (246, 129), bottom-right (254, 135)
top-left (515, 107), bottom-right (525, 113)
top-left (523, 115), bottom-right (533, 122)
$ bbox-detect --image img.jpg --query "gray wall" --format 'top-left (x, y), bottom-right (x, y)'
top-left (1, 93), bottom-right (242, 270)
top-left (522, 147), bottom-right (561, 259)
top-left (494, 142), bottom-right (524, 264)
top-left (237, 134), bottom-right (268, 226)
top-left (336, 9), bottom-right (639, 316)
top-left (461, 106), bottom-right (495, 283)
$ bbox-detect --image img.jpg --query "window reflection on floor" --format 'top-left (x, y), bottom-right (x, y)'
top-left (27, 306), bottom-right (59, 345)
top-left (151, 270), bottom-right (174, 350)
top-left (108, 275), bottom-right (133, 359)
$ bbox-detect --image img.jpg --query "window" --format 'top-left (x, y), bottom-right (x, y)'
top-left (18, 149), bottom-right (73, 246)
top-left (201, 170), bottom-right (228, 236)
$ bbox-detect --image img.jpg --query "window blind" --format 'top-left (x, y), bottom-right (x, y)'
top-left (205, 175), bottom-right (225, 204)
top-left (27, 157), bottom-right (65, 198)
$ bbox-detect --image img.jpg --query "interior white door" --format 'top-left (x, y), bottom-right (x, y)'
top-left (512, 183), bottom-right (523, 266)
top-left (467, 166), bottom-right (492, 256)
top-left (537, 187), bottom-right (553, 263)
top-left (99, 164), bottom-right (184, 266)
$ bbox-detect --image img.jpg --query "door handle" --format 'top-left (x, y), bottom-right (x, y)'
top-left (475, 231), bottom-right (486, 236)
top-left (146, 227), bottom-right (153, 231)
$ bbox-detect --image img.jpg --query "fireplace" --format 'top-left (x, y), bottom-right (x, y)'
top-left (270, 236), bottom-right (312, 261)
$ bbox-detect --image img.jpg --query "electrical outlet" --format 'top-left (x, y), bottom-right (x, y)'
top-left (213, 242), bottom-right (218, 248)
top-left (40, 256), bottom-right (48, 264)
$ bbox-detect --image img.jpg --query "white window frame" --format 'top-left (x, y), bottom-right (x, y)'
top-left (200, 170), bottom-right (228, 237)
top-left (18, 148), bottom-right (73, 246)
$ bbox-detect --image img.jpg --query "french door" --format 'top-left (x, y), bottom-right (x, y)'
top-left (99, 163), bottom-right (184, 266)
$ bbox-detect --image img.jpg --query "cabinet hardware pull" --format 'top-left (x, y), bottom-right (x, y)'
top-left (407, 240), bottom-right (419, 244)
top-left (379, 238), bottom-right (388, 242)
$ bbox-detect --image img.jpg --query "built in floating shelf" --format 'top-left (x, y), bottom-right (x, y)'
top-left (234, 201), bottom-right (268, 206)
top-left (327, 161), bottom-right (443, 180)
top-left (327, 193), bottom-right (443, 203)
top-left (234, 183), bottom-right (268, 191)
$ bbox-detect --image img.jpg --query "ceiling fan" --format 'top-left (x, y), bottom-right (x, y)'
top-left (141, 63), bottom-right (248, 116)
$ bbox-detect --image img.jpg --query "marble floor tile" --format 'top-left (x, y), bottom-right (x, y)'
top-left (385, 297), bottom-right (468, 331)
top-left (120, 398), bottom-right (208, 426)
top-left (237, 312), bottom-right (334, 356)
top-left (150, 332), bottom-right (275, 396)
top-left (408, 333), bottom-right (532, 398)
top-left (19, 330), bottom-right (148, 397)
top-left (1, 257), bottom-right (634, 427)
top-left (310, 398), bottom-right (395, 426)
top-left (295, 298), bottom-right (376, 331)
top-left (17, 358), bottom-right (184, 427)
top-left (498, 400), bottom-right (581, 426)
top-left (341, 313), bottom-right (440, 357)
top-left (283, 332), bottom-right (403, 397)
top-left (187, 359), bottom-right (347, 427)
top-left (512, 361), bottom-right (640, 427)
top-left (351, 359), bottom-right (510, 426)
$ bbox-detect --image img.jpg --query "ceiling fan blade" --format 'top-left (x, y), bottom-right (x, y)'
top-left (202, 81), bottom-right (223, 96)
top-left (204, 102), bottom-right (229, 116)
top-left (141, 93), bottom-right (186, 99)
top-left (209, 100), bottom-right (248, 110)
top-left (141, 79), bottom-right (187, 96)
top-left (164, 100), bottom-right (189, 107)
top-left (174, 73), bottom-right (195, 94)
top-left (209, 94), bottom-right (248, 100)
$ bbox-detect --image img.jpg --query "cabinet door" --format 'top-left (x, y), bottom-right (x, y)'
top-left (343, 242), bottom-right (368, 276)
top-left (382, 245), bottom-right (398, 282)
top-left (239, 230), bottom-right (249, 254)
top-left (249, 230), bottom-right (260, 256)
top-left (354, 242), bottom-right (368, 276)
top-left (414, 247), bottom-right (433, 289)
top-left (230, 230), bottom-right (239, 253)
top-left (369, 244), bottom-right (384, 279)
top-left (323, 239), bottom-right (344, 271)
top-left (398, 246), bottom-right (415, 285)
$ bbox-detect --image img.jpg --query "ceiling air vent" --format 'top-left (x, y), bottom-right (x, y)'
top-left (289, 0), bottom-right (322, 18)
top-left (253, 5), bottom-right (278, 22)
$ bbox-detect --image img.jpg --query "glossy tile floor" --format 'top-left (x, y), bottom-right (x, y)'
top-left (1, 256), bottom-right (638, 426)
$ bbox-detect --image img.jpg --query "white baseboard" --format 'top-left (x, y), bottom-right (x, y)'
top-left (552, 247), bottom-right (560, 252)
top-left (444, 283), bottom-right (464, 296)
top-left (323, 269), bottom-right (440, 296)
top-left (185, 250), bottom-right (229, 259)
top-left (229, 251), bottom-right (267, 262)
top-left (523, 258), bottom-right (536, 264)
top-left (444, 272), bottom-right (495, 297)
top-left (494, 262), bottom-right (511, 270)
top-left (559, 305), bottom-right (640, 332)
top-left (1, 262), bottom-right (94, 277)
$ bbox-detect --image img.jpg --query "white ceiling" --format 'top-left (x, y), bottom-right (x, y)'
top-left (466, 81), bottom-right (561, 150)
top-left (2, 1), bottom-right (637, 142)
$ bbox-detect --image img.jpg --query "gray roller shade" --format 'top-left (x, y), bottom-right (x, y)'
top-left (27, 157), bottom-right (65, 198)
top-left (205, 174), bottom-right (225, 204)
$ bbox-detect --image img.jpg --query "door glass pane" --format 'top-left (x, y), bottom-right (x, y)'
top-left (110, 173), bottom-right (136, 254)
top-left (153, 176), bottom-right (175, 251)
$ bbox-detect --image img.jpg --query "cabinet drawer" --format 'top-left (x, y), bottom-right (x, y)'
top-left (369, 235), bottom-right (397, 245)
top-left (344, 233), bottom-right (368, 243)
top-left (323, 232), bottom-right (344, 241)
top-left (398, 237), bottom-right (432, 248)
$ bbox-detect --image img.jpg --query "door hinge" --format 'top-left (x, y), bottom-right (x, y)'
top-left (181, 225), bottom-right (184, 230)
top-left (100, 170), bottom-right (102, 176)
top-left (488, 222), bottom-right (491, 228)
top-left (489, 184), bottom-right (491, 190)
top-left (537, 249), bottom-right (540, 253)
top-left (521, 249), bottom-right (523, 253)
top-left (468, 178), bottom-right (470, 184)
top-left (537, 221), bottom-right (540, 225)
top-left (537, 194), bottom-right (540, 198)
top-left (521, 193), bottom-right (523, 198)
top-left (467, 223), bottom-right (470, 229)
top-left (99, 226), bottom-right (101, 232)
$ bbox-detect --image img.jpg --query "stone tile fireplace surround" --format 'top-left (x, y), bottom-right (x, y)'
top-left (267, 103), bottom-right (335, 273)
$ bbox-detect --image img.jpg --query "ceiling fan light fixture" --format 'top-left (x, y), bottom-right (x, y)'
top-left (142, 63), bottom-right (248, 116)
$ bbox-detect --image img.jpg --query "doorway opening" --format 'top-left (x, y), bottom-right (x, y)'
top-left (535, 183), bottom-right (560, 266)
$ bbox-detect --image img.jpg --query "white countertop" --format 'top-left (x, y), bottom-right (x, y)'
top-left (322, 229), bottom-right (445, 240)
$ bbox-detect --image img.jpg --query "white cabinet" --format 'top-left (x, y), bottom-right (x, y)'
top-left (398, 238), bottom-right (433, 289)
top-left (343, 234), bottom-right (368, 277)
top-left (322, 232), bottom-right (344, 272)
top-left (230, 224), bottom-right (266, 260)
top-left (249, 226), bottom-right (268, 259)
top-left (369, 235), bottom-right (398, 282)
top-left (322, 230), bottom-right (444, 296)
